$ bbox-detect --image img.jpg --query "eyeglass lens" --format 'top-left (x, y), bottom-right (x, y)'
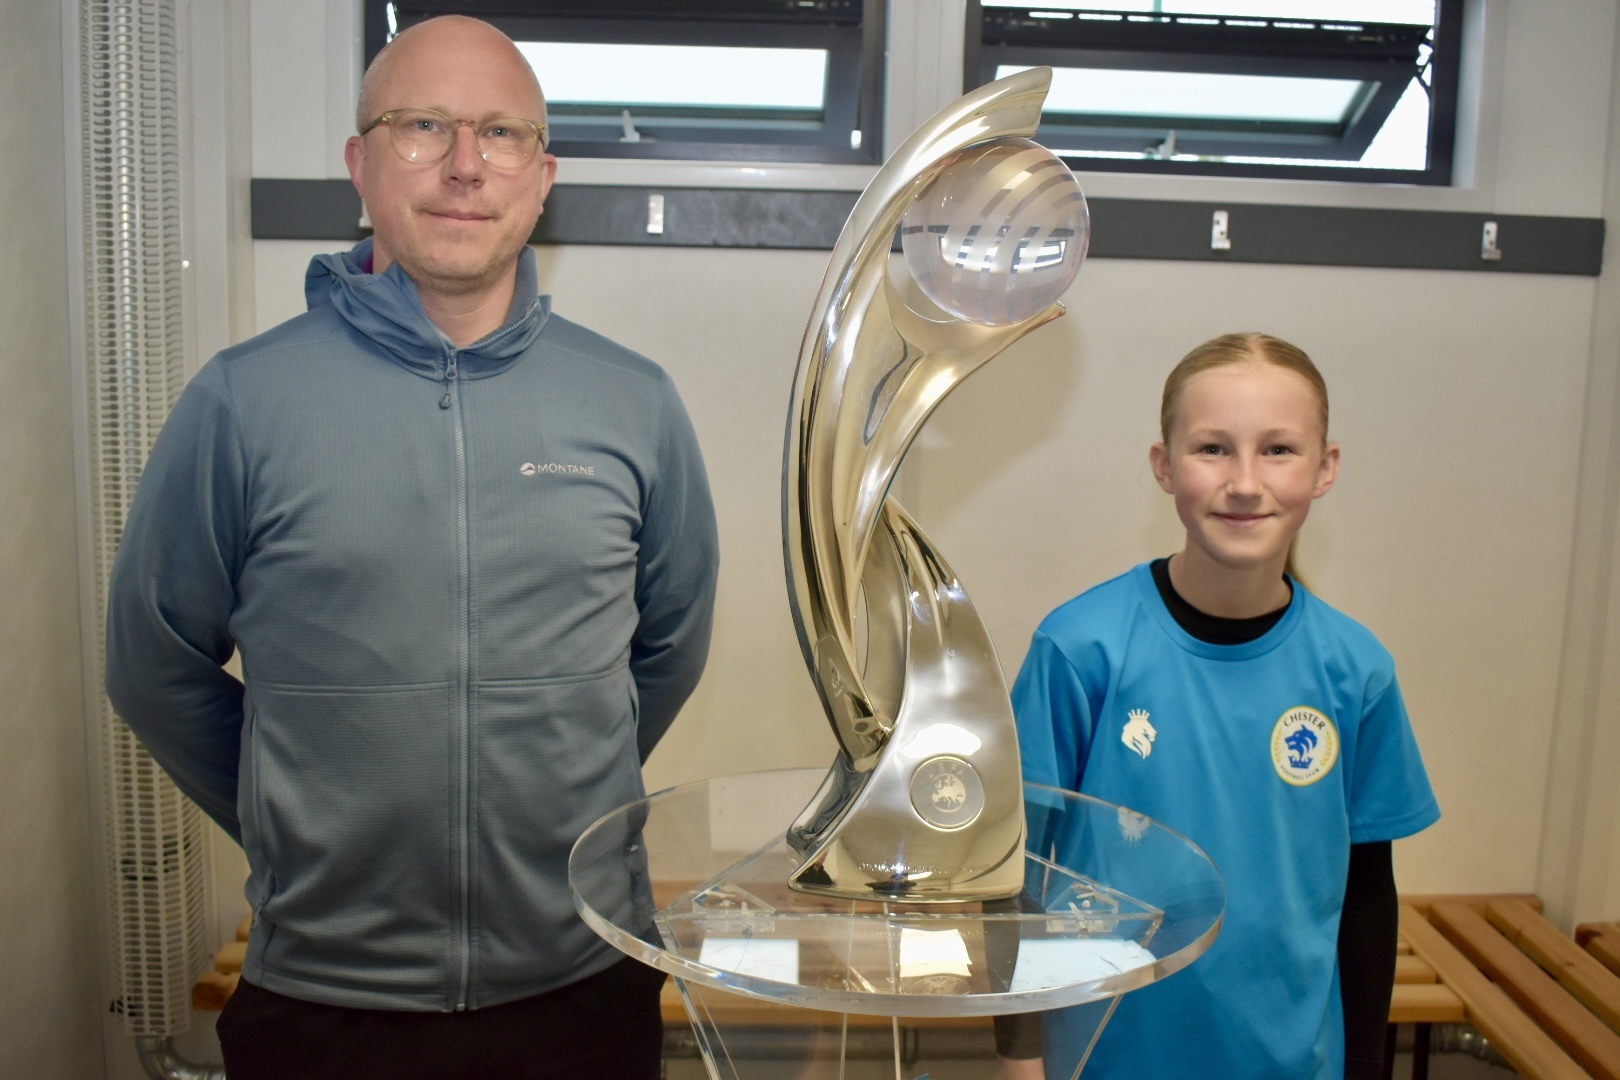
top-left (388, 110), bottom-right (540, 167)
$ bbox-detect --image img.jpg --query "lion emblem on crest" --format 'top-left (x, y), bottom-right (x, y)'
top-left (1122, 709), bottom-right (1157, 759)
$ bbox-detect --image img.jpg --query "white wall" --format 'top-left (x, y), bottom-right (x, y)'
top-left (240, 0), bottom-right (1620, 924)
top-left (0, 3), bottom-right (103, 1077)
top-left (1535, 3), bottom-right (1620, 931)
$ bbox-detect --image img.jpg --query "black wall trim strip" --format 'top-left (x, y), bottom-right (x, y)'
top-left (252, 178), bottom-right (1605, 276)
top-left (1091, 199), bottom-right (1604, 275)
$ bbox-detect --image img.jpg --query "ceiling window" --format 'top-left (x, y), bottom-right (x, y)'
top-left (966, 0), bottom-right (1461, 183)
top-left (366, 1), bottom-right (884, 164)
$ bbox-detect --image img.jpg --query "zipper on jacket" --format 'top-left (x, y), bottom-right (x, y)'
top-left (412, 299), bottom-right (537, 1011)
top-left (447, 349), bottom-right (473, 1011)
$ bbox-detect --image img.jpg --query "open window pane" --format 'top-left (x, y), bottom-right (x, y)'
top-left (368, 1), bottom-right (883, 165)
top-left (968, 0), bottom-right (1461, 183)
top-left (1355, 75), bottom-right (1430, 169)
top-left (987, 0), bottom-right (1434, 22)
top-left (516, 42), bottom-right (829, 115)
top-left (1001, 64), bottom-right (1366, 126)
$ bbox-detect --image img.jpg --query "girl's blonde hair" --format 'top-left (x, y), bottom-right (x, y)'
top-left (1159, 332), bottom-right (1330, 586)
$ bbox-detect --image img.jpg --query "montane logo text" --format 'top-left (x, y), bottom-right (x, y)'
top-left (520, 462), bottom-right (595, 476)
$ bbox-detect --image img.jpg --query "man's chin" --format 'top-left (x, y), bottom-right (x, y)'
top-left (401, 254), bottom-right (517, 297)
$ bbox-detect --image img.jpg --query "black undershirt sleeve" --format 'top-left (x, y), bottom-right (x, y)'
top-left (1340, 840), bottom-right (1398, 1080)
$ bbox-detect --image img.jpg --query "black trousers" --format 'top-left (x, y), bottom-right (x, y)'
top-left (217, 957), bottom-right (666, 1080)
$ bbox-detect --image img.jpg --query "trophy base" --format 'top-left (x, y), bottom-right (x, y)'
top-left (784, 750), bottom-right (1025, 903)
top-left (786, 836), bottom-right (1025, 904)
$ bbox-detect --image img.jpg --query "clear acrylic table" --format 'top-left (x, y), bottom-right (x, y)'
top-left (569, 769), bottom-right (1224, 1080)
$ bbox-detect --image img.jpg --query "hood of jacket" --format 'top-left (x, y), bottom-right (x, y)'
top-left (304, 237), bottom-right (551, 381)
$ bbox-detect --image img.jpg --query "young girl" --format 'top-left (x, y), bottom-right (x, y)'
top-left (1004, 333), bottom-right (1439, 1079)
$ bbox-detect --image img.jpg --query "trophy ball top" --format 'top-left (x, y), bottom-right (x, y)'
top-left (900, 137), bottom-right (1089, 327)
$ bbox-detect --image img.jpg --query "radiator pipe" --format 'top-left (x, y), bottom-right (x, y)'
top-left (135, 1037), bottom-right (226, 1080)
top-left (1429, 1023), bottom-right (1515, 1069)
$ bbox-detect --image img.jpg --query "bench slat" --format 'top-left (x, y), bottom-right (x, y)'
top-left (1395, 954), bottom-right (1438, 984)
top-left (192, 970), bottom-right (239, 1012)
top-left (1390, 982), bottom-right (1464, 1024)
top-left (1400, 904), bottom-right (1590, 1080)
top-left (1489, 898), bottom-right (1620, 1034)
top-left (1590, 935), bottom-right (1620, 980)
top-left (661, 980), bottom-right (1467, 1029)
top-left (660, 981), bottom-right (992, 1030)
top-left (1433, 902), bottom-right (1620, 1080)
top-left (213, 940), bottom-right (247, 975)
top-left (1402, 894), bottom-right (1544, 916)
top-left (1576, 924), bottom-right (1620, 949)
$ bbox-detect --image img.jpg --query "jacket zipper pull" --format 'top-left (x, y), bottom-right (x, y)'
top-left (440, 357), bottom-right (457, 408)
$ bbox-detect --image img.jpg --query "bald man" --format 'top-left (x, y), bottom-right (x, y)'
top-left (106, 17), bottom-right (718, 1078)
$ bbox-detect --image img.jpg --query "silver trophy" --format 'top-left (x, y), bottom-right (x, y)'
top-left (782, 68), bottom-right (1089, 902)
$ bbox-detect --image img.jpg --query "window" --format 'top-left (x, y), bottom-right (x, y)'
top-left (365, 1), bottom-right (885, 164)
top-left (965, 0), bottom-right (1461, 184)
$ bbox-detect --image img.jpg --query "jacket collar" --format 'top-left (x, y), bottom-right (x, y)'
top-left (304, 238), bottom-right (551, 380)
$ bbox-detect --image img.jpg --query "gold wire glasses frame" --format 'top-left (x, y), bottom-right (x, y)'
top-left (359, 108), bottom-right (549, 169)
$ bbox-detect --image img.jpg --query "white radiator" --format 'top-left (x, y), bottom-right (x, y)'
top-left (79, 0), bottom-right (213, 1038)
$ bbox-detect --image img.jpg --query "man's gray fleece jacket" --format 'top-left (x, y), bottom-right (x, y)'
top-left (105, 240), bottom-right (719, 1011)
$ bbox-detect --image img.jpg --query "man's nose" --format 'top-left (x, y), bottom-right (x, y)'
top-left (444, 124), bottom-right (486, 179)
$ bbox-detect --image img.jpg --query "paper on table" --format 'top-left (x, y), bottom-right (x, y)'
top-left (697, 937), bottom-right (801, 984)
top-left (899, 927), bottom-right (972, 979)
top-left (1008, 938), bottom-right (1155, 992)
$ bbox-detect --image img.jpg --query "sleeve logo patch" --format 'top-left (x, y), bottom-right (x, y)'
top-left (1121, 708), bottom-right (1157, 759)
top-left (1271, 706), bottom-right (1339, 786)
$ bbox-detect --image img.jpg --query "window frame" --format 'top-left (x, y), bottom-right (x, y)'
top-left (964, 0), bottom-right (1463, 185)
top-left (363, 0), bottom-right (886, 166)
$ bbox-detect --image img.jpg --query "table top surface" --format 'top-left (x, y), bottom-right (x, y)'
top-left (569, 768), bottom-right (1225, 1017)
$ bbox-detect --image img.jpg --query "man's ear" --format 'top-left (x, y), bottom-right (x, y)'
top-left (1149, 442), bottom-right (1175, 494)
top-left (344, 135), bottom-right (366, 194)
top-left (534, 152), bottom-right (558, 214)
top-left (1313, 441), bottom-right (1342, 498)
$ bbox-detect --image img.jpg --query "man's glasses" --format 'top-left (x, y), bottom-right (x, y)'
top-left (359, 109), bottom-right (548, 169)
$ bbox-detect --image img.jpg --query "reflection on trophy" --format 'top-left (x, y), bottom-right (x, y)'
top-left (782, 68), bottom-right (1089, 902)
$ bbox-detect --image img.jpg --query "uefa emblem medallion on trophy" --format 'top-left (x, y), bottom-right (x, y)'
top-left (781, 67), bottom-right (1088, 902)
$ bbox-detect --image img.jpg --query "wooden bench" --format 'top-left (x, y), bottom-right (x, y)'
top-left (1578, 922), bottom-right (1620, 980)
top-left (193, 895), bottom-right (1620, 1078)
top-left (191, 913), bottom-right (249, 1012)
top-left (1397, 895), bottom-right (1620, 1080)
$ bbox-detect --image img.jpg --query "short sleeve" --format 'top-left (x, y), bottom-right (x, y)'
top-left (1345, 671), bottom-right (1440, 844)
top-left (1011, 630), bottom-right (1095, 793)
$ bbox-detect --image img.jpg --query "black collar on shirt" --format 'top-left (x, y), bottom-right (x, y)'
top-left (1149, 557), bottom-right (1291, 646)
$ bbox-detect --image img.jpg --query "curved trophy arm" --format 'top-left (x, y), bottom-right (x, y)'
top-left (781, 68), bottom-right (1073, 900)
top-left (783, 67), bottom-right (1060, 762)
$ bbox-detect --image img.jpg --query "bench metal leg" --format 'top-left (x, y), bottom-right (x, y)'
top-left (1412, 1023), bottom-right (1431, 1080)
top-left (1382, 1023), bottom-right (1398, 1080)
